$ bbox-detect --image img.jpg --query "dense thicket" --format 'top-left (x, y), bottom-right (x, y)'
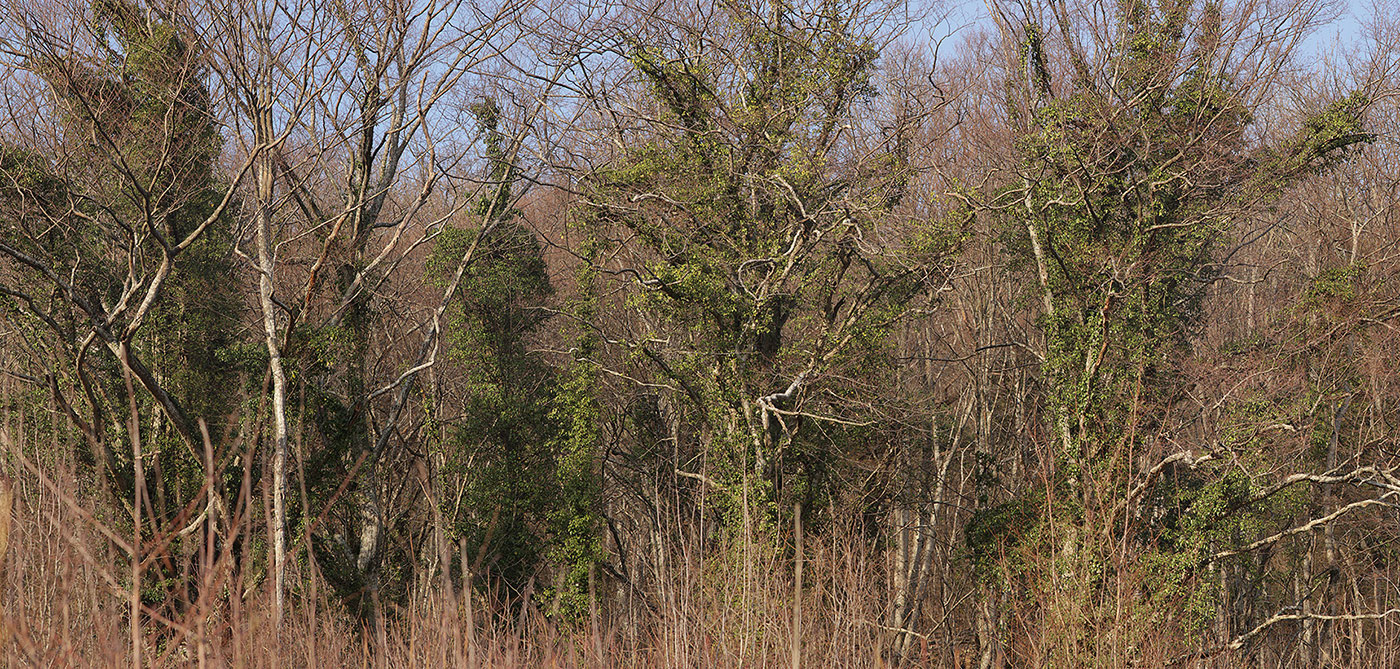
top-left (2, 0), bottom-right (1399, 666)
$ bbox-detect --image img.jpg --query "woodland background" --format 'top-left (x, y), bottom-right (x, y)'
top-left (1, 0), bottom-right (1399, 666)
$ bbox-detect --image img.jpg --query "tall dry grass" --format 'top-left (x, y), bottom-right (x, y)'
top-left (0, 409), bottom-right (960, 668)
top-left (4, 409), bottom-right (1399, 668)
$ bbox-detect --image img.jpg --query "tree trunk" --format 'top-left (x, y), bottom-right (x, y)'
top-left (252, 16), bottom-right (289, 628)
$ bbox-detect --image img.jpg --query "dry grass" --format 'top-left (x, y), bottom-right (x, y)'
top-left (3, 414), bottom-right (1398, 668)
top-left (0, 412), bottom-right (916, 668)
top-left (0, 464), bottom-right (906, 668)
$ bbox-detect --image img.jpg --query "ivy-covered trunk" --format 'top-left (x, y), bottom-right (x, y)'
top-left (982, 2), bottom-right (1372, 664)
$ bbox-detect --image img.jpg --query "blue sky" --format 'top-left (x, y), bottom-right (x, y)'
top-left (914, 0), bottom-right (1373, 61)
top-left (1307, 0), bottom-right (1368, 55)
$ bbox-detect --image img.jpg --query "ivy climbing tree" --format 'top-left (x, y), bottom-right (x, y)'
top-left (577, 0), bottom-right (965, 534)
top-left (429, 99), bottom-right (575, 605)
top-left (0, 0), bottom-right (249, 628)
top-left (977, 0), bottom-right (1373, 663)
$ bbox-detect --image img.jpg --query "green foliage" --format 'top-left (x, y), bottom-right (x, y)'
top-left (542, 361), bottom-right (605, 622)
top-left (1261, 92), bottom-right (1373, 182)
top-left (538, 206), bottom-right (609, 623)
top-left (584, 0), bottom-right (962, 532)
top-left (427, 102), bottom-right (596, 605)
top-left (1004, 1), bottom-right (1369, 474)
top-left (1138, 465), bottom-right (1307, 635)
top-left (432, 219), bottom-right (557, 594)
top-left (965, 494), bottom-right (1042, 583)
top-left (1302, 263), bottom-right (1366, 309)
top-left (991, 2), bottom-right (1373, 657)
top-left (0, 0), bottom-right (246, 618)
